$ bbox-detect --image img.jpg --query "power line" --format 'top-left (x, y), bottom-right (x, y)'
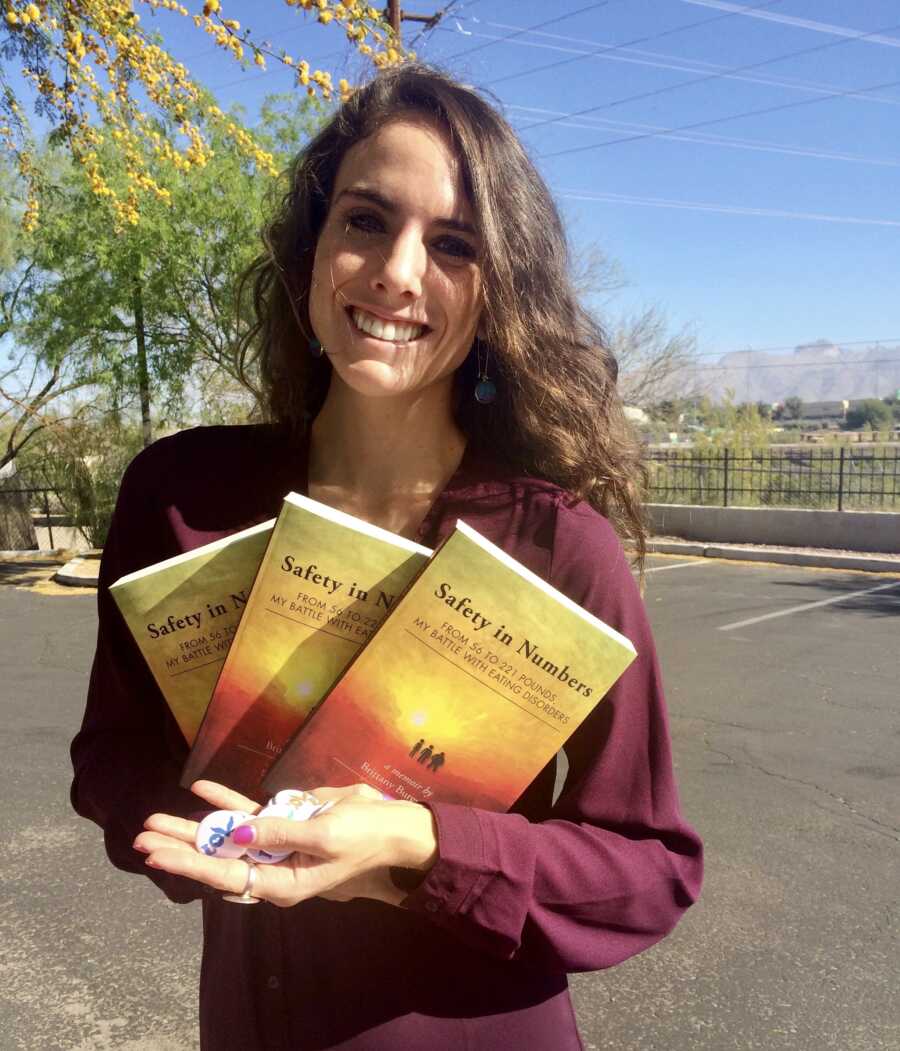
top-left (438, 19), bottom-right (900, 110)
top-left (538, 66), bottom-right (900, 161)
top-left (675, 0), bottom-right (900, 48)
top-left (485, 0), bottom-right (783, 87)
top-left (690, 340), bottom-right (900, 361)
top-left (553, 188), bottom-right (900, 228)
top-left (519, 14), bottom-right (900, 142)
top-left (684, 357), bottom-right (900, 374)
top-left (506, 104), bottom-right (900, 169)
top-left (408, 0), bottom-right (468, 51)
top-left (442, 0), bottom-right (619, 62)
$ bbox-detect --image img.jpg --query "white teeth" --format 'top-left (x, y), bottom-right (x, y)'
top-left (352, 308), bottom-right (424, 343)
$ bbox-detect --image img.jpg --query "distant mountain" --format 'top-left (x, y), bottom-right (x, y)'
top-left (684, 341), bottom-right (900, 404)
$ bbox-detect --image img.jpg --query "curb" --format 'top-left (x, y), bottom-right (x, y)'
top-left (0, 549), bottom-right (82, 562)
top-left (644, 540), bottom-right (900, 574)
top-left (53, 556), bottom-right (101, 588)
top-left (9, 542), bottom-right (900, 589)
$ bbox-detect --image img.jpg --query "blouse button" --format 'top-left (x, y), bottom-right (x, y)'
top-left (267, 975), bottom-right (280, 990)
top-left (425, 900), bottom-right (440, 913)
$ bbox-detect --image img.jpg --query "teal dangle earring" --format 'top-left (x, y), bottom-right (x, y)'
top-left (474, 341), bottom-right (497, 404)
top-left (309, 337), bottom-right (325, 358)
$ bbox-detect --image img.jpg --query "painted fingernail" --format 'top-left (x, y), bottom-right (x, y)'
top-left (195, 809), bottom-right (253, 859)
top-left (232, 824), bottom-right (256, 846)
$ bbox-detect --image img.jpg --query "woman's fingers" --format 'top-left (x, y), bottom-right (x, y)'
top-left (190, 779), bottom-right (261, 814)
top-left (133, 785), bottom-right (399, 907)
top-left (145, 845), bottom-right (256, 897)
top-left (188, 779), bottom-right (383, 814)
top-left (133, 829), bottom-right (195, 855)
top-left (234, 815), bottom-right (330, 857)
top-left (143, 812), bottom-right (198, 843)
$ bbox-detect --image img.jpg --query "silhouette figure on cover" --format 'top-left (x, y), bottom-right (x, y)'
top-left (408, 740), bottom-right (445, 773)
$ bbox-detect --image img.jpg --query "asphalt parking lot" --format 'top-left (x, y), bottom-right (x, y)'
top-left (1, 554), bottom-right (898, 1050)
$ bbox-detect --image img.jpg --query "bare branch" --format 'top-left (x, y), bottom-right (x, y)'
top-left (0, 259), bottom-right (37, 335)
top-left (610, 307), bottom-right (701, 408)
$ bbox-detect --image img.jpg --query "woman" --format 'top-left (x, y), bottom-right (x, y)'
top-left (72, 65), bottom-right (702, 1049)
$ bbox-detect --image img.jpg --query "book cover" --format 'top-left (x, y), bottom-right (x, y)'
top-left (181, 492), bottom-right (431, 799)
top-left (263, 520), bottom-right (637, 812)
top-left (110, 519), bottom-right (275, 745)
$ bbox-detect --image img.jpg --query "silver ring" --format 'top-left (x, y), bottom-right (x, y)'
top-left (222, 860), bottom-right (261, 905)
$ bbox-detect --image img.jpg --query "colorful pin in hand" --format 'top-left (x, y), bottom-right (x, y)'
top-left (193, 791), bottom-right (333, 865)
top-left (196, 810), bottom-right (254, 859)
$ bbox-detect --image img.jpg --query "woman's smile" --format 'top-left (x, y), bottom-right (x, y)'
top-left (347, 306), bottom-right (429, 345)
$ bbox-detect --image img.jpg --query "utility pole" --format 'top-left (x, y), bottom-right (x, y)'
top-left (385, 2), bottom-right (445, 43)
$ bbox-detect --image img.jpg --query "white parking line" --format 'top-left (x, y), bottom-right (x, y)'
top-left (644, 560), bottom-right (712, 573)
top-left (719, 580), bottom-right (900, 632)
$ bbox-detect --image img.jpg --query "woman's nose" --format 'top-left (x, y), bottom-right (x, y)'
top-left (371, 230), bottom-right (425, 299)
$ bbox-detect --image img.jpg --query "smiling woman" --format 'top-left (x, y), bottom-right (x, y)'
top-left (236, 64), bottom-right (649, 551)
top-left (71, 65), bottom-right (702, 1051)
top-left (307, 117), bottom-right (483, 403)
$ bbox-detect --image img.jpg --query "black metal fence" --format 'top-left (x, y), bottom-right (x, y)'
top-left (0, 487), bottom-right (59, 549)
top-left (647, 447), bottom-right (900, 511)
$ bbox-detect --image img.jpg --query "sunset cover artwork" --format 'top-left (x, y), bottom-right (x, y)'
top-left (181, 492), bottom-right (431, 800)
top-left (264, 521), bottom-right (637, 812)
top-left (110, 519), bottom-right (275, 744)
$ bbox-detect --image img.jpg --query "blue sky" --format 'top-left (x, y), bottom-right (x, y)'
top-left (14, 1), bottom-right (900, 370)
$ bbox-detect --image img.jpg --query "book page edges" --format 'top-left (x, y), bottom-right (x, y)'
top-left (454, 519), bottom-right (636, 655)
top-left (110, 518), bottom-right (276, 589)
top-left (283, 491), bottom-right (432, 556)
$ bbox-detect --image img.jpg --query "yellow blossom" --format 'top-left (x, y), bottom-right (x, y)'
top-left (2, 0), bottom-right (413, 230)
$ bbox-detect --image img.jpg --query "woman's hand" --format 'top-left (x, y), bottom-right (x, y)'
top-left (133, 780), bottom-right (438, 908)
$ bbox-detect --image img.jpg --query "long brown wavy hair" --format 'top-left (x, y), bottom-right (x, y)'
top-left (236, 64), bottom-right (647, 565)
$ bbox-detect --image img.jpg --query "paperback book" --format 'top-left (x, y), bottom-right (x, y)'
top-left (110, 519), bottom-right (275, 745)
top-left (181, 492), bottom-right (431, 799)
top-left (264, 520), bottom-right (637, 811)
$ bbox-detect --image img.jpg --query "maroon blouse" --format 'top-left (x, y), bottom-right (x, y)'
top-left (71, 424), bottom-right (702, 1051)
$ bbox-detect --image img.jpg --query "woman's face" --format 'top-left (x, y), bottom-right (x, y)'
top-left (308, 116), bottom-right (483, 402)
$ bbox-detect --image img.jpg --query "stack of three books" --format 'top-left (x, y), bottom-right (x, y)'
top-left (111, 493), bottom-right (636, 812)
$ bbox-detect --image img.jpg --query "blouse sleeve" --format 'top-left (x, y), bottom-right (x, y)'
top-left (69, 448), bottom-right (207, 904)
top-left (401, 497), bottom-right (703, 971)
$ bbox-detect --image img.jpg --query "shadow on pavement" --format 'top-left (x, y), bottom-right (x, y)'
top-left (772, 573), bottom-right (900, 618)
top-left (0, 561), bottom-right (61, 587)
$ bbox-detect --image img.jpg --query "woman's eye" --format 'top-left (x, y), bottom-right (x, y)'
top-left (433, 235), bottom-right (476, 261)
top-left (344, 211), bottom-right (384, 235)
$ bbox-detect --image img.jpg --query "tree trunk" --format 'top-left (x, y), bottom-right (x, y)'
top-left (132, 268), bottom-right (152, 447)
